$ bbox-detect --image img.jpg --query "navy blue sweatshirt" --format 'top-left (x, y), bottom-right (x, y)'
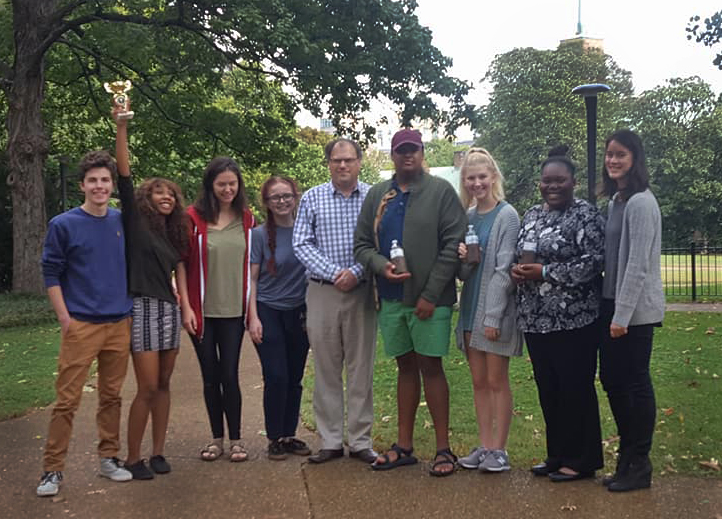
top-left (42, 206), bottom-right (132, 322)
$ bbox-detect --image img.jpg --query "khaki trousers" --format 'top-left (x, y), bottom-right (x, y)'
top-left (43, 317), bottom-right (131, 471)
top-left (306, 281), bottom-right (377, 451)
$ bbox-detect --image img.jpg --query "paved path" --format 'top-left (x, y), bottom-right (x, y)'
top-left (1, 335), bottom-right (721, 519)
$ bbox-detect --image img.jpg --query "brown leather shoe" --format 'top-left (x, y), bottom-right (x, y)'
top-left (349, 448), bottom-right (378, 464)
top-left (308, 448), bottom-right (344, 464)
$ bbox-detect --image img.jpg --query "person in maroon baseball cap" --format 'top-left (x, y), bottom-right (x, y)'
top-left (391, 129), bottom-right (424, 153)
top-left (354, 127), bottom-right (467, 477)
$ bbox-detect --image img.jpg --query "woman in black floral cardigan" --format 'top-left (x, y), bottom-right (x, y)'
top-left (511, 146), bottom-right (605, 482)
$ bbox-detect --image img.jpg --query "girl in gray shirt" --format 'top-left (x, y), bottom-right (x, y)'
top-left (599, 130), bottom-right (664, 493)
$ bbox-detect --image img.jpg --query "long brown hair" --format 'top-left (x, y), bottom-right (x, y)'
top-left (135, 177), bottom-right (189, 256)
top-left (260, 175), bottom-right (300, 276)
top-left (194, 156), bottom-right (248, 223)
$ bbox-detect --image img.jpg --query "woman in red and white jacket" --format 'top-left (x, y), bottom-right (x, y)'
top-left (177, 156), bottom-right (255, 463)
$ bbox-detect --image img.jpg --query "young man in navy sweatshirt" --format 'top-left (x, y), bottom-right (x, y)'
top-left (37, 151), bottom-right (133, 497)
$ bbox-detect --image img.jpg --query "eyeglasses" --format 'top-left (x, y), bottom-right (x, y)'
top-left (266, 193), bottom-right (295, 203)
top-left (329, 157), bottom-right (359, 166)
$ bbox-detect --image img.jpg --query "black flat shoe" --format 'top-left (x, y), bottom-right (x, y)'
top-left (531, 462), bottom-right (557, 477)
top-left (548, 470), bottom-right (595, 482)
top-left (149, 455), bottom-right (171, 474)
top-left (308, 448), bottom-right (344, 464)
top-left (349, 448), bottom-right (378, 464)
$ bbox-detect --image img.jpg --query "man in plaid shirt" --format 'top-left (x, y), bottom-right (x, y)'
top-left (292, 138), bottom-right (378, 464)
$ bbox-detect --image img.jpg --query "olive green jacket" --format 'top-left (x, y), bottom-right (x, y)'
top-left (353, 172), bottom-right (466, 308)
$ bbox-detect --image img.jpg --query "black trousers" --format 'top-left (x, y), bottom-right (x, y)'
top-left (253, 302), bottom-right (310, 441)
top-left (599, 299), bottom-right (656, 458)
top-left (525, 322), bottom-right (604, 472)
top-left (191, 317), bottom-right (244, 440)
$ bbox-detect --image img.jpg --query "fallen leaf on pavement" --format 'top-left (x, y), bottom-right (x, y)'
top-left (561, 504), bottom-right (577, 511)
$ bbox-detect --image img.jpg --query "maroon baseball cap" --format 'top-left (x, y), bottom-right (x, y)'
top-left (391, 129), bottom-right (423, 153)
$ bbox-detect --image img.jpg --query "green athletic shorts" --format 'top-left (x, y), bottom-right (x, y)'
top-left (378, 299), bottom-right (452, 358)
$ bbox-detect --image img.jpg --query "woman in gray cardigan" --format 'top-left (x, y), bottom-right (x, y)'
top-left (599, 130), bottom-right (664, 492)
top-left (455, 149), bottom-right (523, 473)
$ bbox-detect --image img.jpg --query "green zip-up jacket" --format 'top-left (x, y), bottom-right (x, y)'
top-left (353, 172), bottom-right (466, 308)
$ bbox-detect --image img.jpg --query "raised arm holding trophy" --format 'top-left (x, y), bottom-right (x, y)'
top-left (104, 80), bottom-right (134, 120)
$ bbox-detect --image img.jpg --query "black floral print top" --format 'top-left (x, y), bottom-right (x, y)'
top-left (516, 199), bottom-right (605, 334)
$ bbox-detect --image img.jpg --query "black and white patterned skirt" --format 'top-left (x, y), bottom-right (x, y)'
top-left (131, 296), bottom-right (181, 352)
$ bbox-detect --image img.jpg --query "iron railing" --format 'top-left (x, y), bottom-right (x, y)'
top-left (662, 243), bottom-right (722, 301)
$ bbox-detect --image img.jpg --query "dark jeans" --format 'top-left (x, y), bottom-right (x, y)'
top-left (191, 317), bottom-right (244, 440)
top-left (599, 299), bottom-right (656, 458)
top-left (254, 302), bottom-right (310, 440)
top-left (525, 322), bottom-right (604, 472)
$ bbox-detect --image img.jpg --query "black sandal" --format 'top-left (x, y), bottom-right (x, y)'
top-left (429, 448), bottom-right (457, 477)
top-left (371, 443), bottom-right (418, 471)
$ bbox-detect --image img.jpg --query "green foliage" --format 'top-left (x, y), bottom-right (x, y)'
top-left (0, 293), bottom-right (55, 328)
top-left (424, 137), bottom-right (469, 168)
top-left (474, 46), bottom-right (633, 213)
top-left (687, 10), bottom-right (722, 70)
top-left (628, 77), bottom-right (722, 245)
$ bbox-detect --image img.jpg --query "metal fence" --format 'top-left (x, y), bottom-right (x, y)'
top-left (662, 243), bottom-right (722, 301)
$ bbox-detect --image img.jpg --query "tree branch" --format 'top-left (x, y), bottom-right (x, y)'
top-left (56, 38), bottom-right (246, 156)
top-left (41, 10), bottom-right (286, 81)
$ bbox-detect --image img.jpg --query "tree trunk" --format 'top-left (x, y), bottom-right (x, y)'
top-left (8, 0), bottom-right (54, 294)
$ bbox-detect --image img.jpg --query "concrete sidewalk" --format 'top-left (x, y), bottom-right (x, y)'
top-left (0, 335), bottom-right (720, 519)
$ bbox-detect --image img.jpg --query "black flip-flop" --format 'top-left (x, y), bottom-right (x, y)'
top-left (429, 448), bottom-right (457, 477)
top-left (371, 443), bottom-right (418, 471)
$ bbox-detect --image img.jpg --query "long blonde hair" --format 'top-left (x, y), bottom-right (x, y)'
top-left (459, 147), bottom-right (505, 209)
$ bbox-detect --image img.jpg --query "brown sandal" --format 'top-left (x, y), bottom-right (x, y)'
top-left (200, 443), bottom-right (223, 461)
top-left (229, 442), bottom-right (248, 462)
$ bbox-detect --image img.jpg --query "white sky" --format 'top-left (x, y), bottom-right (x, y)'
top-left (297, 1), bottom-right (722, 138)
top-left (415, 0), bottom-right (722, 105)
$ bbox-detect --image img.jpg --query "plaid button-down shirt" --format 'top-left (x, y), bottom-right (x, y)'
top-left (292, 181), bottom-right (369, 282)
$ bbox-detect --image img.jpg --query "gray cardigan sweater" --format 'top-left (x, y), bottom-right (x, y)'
top-left (608, 189), bottom-right (665, 327)
top-left (455, 203), bottom-right (523, 354)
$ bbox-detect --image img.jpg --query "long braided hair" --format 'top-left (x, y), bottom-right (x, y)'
top-left (260, 175), bottom-right (300, 276)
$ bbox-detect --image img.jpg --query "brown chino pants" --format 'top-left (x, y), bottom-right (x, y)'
top-left (43, 317), bottom-right (131, 472)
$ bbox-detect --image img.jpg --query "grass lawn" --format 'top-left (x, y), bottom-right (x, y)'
top-left (301, 310), bottom-right (722, 478)
top-left (0, 324), bottom-right (60, 420)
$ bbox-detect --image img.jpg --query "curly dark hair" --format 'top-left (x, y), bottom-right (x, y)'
top-left (135, 177), bottom-right (189, 256)
top-left (78, 150), bottom-right (118, 182)
top-left (194, 156), bottom-right (248, 223)
top-left (259, 176), bottom-right (300, 276)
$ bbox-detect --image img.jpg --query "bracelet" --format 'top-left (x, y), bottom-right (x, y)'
top-left (542, 265), bottom-right (548, 280)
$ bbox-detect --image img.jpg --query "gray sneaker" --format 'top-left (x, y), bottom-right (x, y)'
top-left (479, 449), bottom-right (511, 472)
top-left (37, 471), bottom-right (62, 497)
top-left (459, 446), bottom-right (488, 469)
top-left (99, 457), bottom-right (132, 482)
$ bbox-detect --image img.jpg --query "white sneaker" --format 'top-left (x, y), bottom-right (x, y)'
top-left (99, 457), bottom-right (132, 482)
top-left (37, 471), bottom-right (62, 497)
top-left (459, 446), bottom-right (488, 469)
top-left (479, 449), bottom-right (511, 472)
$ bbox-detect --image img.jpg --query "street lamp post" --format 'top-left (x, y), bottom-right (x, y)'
top-left (572, 83), bottom-right (610, 205)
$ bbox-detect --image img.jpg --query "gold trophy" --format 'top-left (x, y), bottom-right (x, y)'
top-left (104, 80), bottom-right (134, 120)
